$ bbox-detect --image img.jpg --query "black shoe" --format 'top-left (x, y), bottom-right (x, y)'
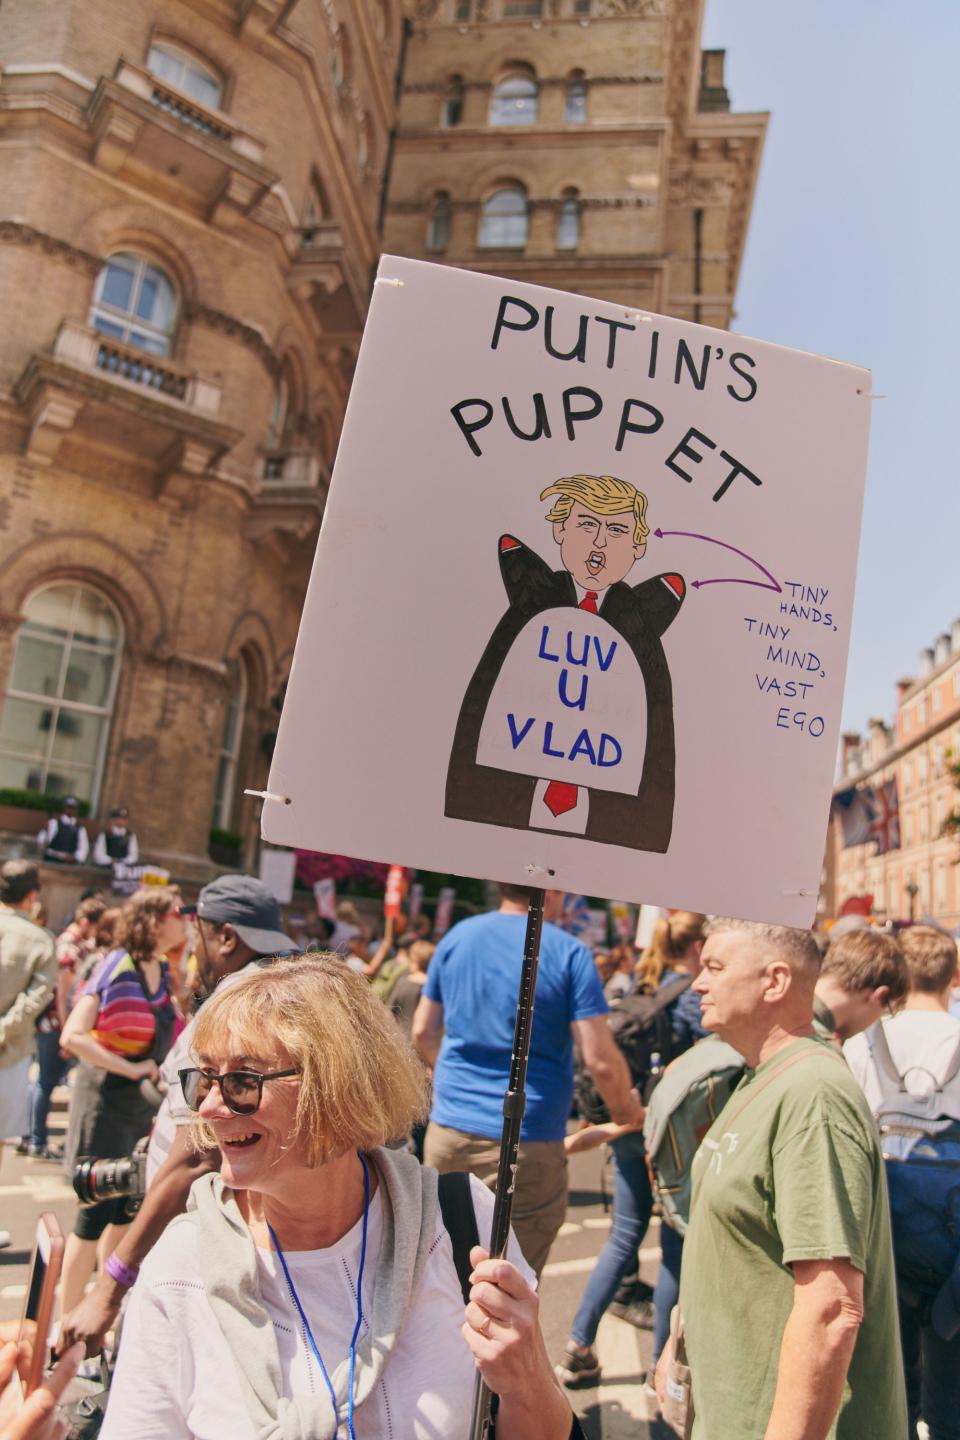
top-left (611, 1276), bottom-right (653, 1307)
top-left (14, 1139), bottom-right (29, 1156)
top-left (28, 1144), bottom-right (63, 1162)
top-left (555, 1344), bottom-right (601, 1388)
top-left (609, 1296), bottom-right (655, 1329)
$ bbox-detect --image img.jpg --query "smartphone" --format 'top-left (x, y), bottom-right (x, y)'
top-left (18, 1214), bottom-right (65, 1396)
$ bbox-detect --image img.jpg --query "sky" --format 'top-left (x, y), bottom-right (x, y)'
top-left (701, 0), bottom-right (960, 734)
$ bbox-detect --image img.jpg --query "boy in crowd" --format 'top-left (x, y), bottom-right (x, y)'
top-left (845, 926), bottom-right (960, 1440)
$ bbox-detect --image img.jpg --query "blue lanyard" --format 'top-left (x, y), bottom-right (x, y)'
top-left (267, 1151), bottom-right (371, 1440)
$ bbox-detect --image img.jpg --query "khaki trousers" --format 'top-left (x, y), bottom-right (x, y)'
top-left (424, 1121), bottom-right (568, 1278)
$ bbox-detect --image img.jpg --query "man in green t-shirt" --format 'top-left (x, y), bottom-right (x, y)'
top-left (657, 917), bottom-right (906, 1440)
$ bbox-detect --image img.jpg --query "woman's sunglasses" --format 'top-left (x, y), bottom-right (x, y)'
top-left (179, 1067), bottom-right (300, 1116)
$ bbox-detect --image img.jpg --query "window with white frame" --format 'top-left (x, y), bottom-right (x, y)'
top-left (555, 191), bottom-right (581, 249)
top-left (89, 253), bottom-right (178, 357)
top-left (147, 41), bottom-right (223, 110)
top-left (918, 752), bottom-right (928, 785)
top-left (478, 185), bottom-right (529, 247)
top-left (0, 583), bottom-right (123, 808)
top-left (565, 71), bottom-right (587, 122)
top-left (933, 687), bottom-right (943, 713)
top-left (212, 659), bottom-right (248, 831)
top-left (427, 193), bottom-right (452, 251)
top-left (489, 70), bottom-right (538, 126)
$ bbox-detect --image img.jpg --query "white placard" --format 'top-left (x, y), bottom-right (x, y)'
top-left (258, 847), bottom-right (296, 905)
top-left (263, 257), bottom-right (871, 927)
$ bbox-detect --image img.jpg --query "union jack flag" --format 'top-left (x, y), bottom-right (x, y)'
top-left (869, 778), bottom-right (901, 854)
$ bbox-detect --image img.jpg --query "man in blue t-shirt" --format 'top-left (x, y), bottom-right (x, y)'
top-left (412, 884), bottom-right (643, 1275)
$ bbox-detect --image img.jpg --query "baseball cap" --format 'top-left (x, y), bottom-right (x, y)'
top-left (196, 874), bottom-right (298, 957)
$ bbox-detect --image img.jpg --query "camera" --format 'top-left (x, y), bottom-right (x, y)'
top-left (72, 1140), bottom-right (149, 1216)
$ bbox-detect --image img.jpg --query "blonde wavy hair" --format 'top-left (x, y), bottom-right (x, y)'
top-left (190, 955), bottom-right (431, 1163)
top-left (540, 474), bottom-right (649, 546)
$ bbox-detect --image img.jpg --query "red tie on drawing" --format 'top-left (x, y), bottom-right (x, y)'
top-left (543, 593), bottom-right (600, 817)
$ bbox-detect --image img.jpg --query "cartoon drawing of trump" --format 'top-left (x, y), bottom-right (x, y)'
top-left (444, 473), bottom-right (686, 852)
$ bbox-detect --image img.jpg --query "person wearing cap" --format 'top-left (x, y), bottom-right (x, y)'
top-left (92, 808), bottom-right (139, 868)
top-left (59, 874), bottom-right (298, 1357)
top-left (36, 797), bottom-right (89, 864)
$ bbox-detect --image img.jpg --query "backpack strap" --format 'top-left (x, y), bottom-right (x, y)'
top-left (939, 1031), bottom-right (960, 1088)
top-left (865, 1019), bottom-right (909, 1101)
top-left (438, 1170), bottom-right (480, 1305)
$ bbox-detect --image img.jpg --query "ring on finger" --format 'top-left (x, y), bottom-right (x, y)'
top-left (478, 1312), bottom-right (494, 1338)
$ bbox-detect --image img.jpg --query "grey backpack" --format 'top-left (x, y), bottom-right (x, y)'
top-left (643, 1035), bottom-right (745, 1235)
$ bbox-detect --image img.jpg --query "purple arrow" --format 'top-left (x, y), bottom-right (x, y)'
top-left (653, 528), bottom-right (782, 594)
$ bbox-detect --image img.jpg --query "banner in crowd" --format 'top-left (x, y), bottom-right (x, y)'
top-left (258, 847), bottom-right (296, 904)
top-left (263, 257), bottom-right (873, 926)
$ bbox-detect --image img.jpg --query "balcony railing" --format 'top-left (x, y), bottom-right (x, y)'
top-left (149, 85), bottom-right (234, 145)
top-left (110, 61), bottom-right (266, 164)
top-left (52, 319), bottom-right (223, 415)
top-left (93, 337), bottom-right (188, 401)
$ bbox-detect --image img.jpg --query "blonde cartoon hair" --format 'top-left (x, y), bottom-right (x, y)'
top-left (540, 474), bottom-right (650, 546)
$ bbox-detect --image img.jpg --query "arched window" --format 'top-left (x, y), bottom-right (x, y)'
top-left (503, 0), bottom-right (542, 15)
top-left (147, 41), bottom-right (223, 110)
top-left (0, 583), bottom-right (123, 807)
top-left (489, 70), bottom-right (538, 126)
top-left (427, 193), bottom-right (452, 251)
top-left (478, 185), bottom-right (528, 248)
top-left (565, 70), bottom-right (587, 123)
top-left (441, 75), bottom-right (465, 128)
top-left (556, 190), bottom-right (581, 249)
top-left (89, 253), bottom-right (178, 357)
top-left (453, 0), bottom-right (473, 19)
top-left (212, 658), bottom-right (248, 831)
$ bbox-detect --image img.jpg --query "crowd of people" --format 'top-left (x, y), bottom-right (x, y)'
top-left (1, 854), bottom-right (959, 1439)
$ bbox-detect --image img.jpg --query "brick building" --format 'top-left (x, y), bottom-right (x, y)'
top-left (0, 0), bottom-right (766, 883)
top-left (384, 0), bottom-right (766, 326)
top-left (824, 622), bottom-right (960, 930)
top-left (0, 0), bottom-right (401, 877)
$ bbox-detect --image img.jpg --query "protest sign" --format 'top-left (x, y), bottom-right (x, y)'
top-left (313, 877), bottom-right (337, 922)
top-left (263, 256), bottom-right (872, 926)
top-left (259, 847), bottom-right (296, 905)
top-left (384, 865), bottom-right (407, 919)
top-left (434, 887), bottom-right (457, 938)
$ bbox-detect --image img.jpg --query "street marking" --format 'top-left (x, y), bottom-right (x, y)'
top-left (556, 1222), bottom-right (581, 1238)
top-left (542, 1246), bottom-right (661, 1278)
top-left (593, 1312), bottom-right (659, 1423)
top-left (1, 1286), bottom-right (27, 1300)
top-left (583, 1216), bottom-right (613, 1229)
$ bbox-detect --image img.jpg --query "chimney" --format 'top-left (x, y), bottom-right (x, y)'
top-left (919, 647), bottom-right (935, 678)
top-left (896, 678), bottom-right (914, 704)
top-left (935, 632), bottom-right (951, 666)
top-left (952, 619), bottom-right (960, 652)
top-left (840, 731), bottom-right (861, 775)
top-left (698, 50), bottom-right (730, 113)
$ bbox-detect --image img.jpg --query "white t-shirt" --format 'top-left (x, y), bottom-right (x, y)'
top-left (101, 1174), bottom-right (534, 1440)
top-left (844, 1010), bottom-right (960, 1123)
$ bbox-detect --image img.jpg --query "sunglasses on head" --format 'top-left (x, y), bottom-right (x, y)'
top-left (178, 1066), bottom-right (300, 1115)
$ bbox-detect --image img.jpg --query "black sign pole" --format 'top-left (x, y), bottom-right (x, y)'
top-left (468, 886), bottom-right (546, 1440)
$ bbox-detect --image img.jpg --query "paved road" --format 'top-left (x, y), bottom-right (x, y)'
top-left (1, 1096), bottom-right (669, 1437)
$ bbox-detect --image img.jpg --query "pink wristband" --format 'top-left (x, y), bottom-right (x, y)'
top-left (105, 1252), bottom-right (139, 1289)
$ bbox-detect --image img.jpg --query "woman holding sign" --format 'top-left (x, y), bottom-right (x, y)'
top-left (100, 957), bottom-right (581, 1440)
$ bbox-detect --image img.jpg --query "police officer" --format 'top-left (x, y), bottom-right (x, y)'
top-left (92, 807), bottom-right (139, 868)
top-left (36, 797), bottom-right (89, 865)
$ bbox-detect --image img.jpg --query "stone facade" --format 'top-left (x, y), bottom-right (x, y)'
top-left (824, 623), bottom-right (960, 930)
top-left (384, 0), bottom-right (767, 324)
top-left (0, 0), bottom-right (401, 871)
top-left (0, 0), bottom-right (765, 876)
